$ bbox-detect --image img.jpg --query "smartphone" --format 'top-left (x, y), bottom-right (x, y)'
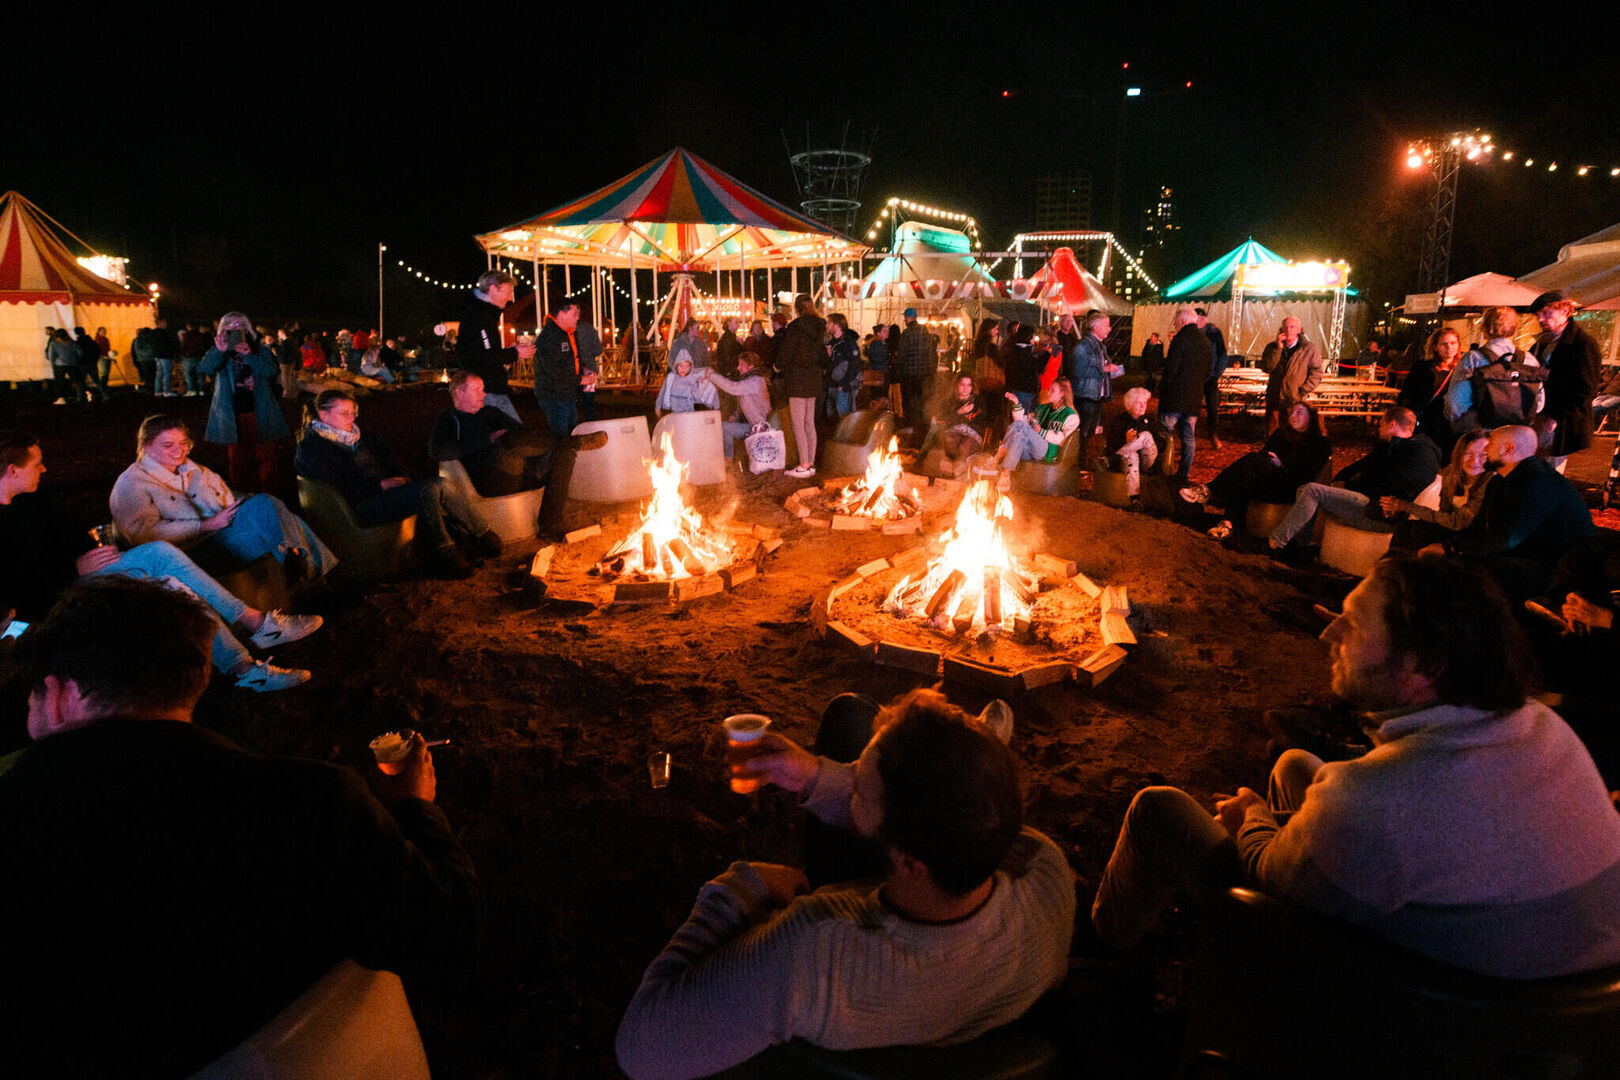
top-left (225, 329), bottom-right (244, 349)
top-left (2, 620), bottom-right (28, 640)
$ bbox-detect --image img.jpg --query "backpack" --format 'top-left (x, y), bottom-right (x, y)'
top-left (1469, 350), bottom-right (1545, 426)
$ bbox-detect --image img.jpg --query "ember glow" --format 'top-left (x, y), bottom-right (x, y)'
top-left (833, 438), bottom-right (923, 520)
top-left (598, 435), bottom-right (734, 581)
top-left (884, 478), bottom-right (1038, 634)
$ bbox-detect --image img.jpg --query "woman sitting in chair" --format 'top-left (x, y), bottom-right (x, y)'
top-left (294, 388), bottom-right (495, 580)
top-left (991, 377), bottom-right (1078, 492)
top-left (935, 374), bottom-right (993, 475)
top-left (1181, 402), bottom-right (1331, 540)
top-left (111, 415), bottom-right (336, 586)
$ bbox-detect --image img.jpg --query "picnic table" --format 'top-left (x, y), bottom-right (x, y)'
top-left (1218, 366), bottom-right (1401, 422)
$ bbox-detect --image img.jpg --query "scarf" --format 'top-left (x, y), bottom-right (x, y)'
top-left (309, 420), bottom-right (361, 448)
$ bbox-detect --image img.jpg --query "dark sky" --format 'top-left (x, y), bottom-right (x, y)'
top-left (7, 3), bottom-right (1619, 331)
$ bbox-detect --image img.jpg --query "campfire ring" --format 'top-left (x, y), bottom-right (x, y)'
top-left (811, 549), bottom-right (1136, 695)
top-left (527, 518), bottom-right (781, 607)
top-left (783, 471), bottom-right (958, 534)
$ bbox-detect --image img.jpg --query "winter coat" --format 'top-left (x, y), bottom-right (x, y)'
top-left (777, 313), bottom-right (827, 399)
top-left (1160, 324), bottom-right (1212, 415)
top-left (1535, 320), bottom-right (1603, 455)
top-left (198, 345), bottom-right (290, 445)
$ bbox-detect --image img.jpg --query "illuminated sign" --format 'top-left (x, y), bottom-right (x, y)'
top-left (1234, 260), bottom-right (1351, 293)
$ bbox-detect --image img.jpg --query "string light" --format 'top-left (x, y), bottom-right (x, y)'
top-left (1404, 133), bottom-right (1620, 182)
top-left (1011, 232), bottom-right (1159, 292)
top-left (866, 196), bottom-right (982, 246)
top-left (389, 253), bottom-right (477, 291)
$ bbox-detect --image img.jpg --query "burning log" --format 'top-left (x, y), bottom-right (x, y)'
top-left (1000, 567), bottom-right (1035, 607)
top-left (951, 590), bottom-right (976, 635)
top-left (641, 532), bottom-right (657, 568)
top-left (925, 569), bottom-right (966, 618)
top-left (668, 536), bottom-right (705, 577)
top-left (983, 567), bottom-right (1002, 626)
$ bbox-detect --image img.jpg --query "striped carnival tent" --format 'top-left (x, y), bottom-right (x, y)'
top-left (475, 147), bottom-right (866, 271)
top-left (0, 191), bottom-right (152, 382)
top-left (1162, 237), bottom-right (1287, 300)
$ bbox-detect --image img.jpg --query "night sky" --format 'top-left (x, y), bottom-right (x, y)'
top-left (8, 4), bottom-right (1618, 333)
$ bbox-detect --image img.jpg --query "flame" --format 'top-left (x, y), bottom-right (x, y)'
top-left (602, 434), bottom-right (733, 580)
top-left (833, 438), bottom-right (921, 520)
top-left (884, 478), bottom-right (1036, 634)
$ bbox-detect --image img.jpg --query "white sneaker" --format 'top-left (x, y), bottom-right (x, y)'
top-left (785, 465), bottom-right (815, 478)
top-left (248, 610), bottom-right (322, 650)
top-left (1180, 484), bottom-right (1209, 504)
top-left (235, 659), bottom-right (311, 692)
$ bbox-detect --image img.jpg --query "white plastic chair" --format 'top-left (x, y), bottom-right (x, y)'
top-left (565, 416), bottom-right (655, 503)
top-left (650, 410), bottom-right (727, 485)
top-left (437, 459), bottom-right (544, 544)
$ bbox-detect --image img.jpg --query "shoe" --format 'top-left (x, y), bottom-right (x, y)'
top-left (429, 545), bottom-right (476, 580)
top-left (785, 465), bottom-right (814, 478)
top-left (248, 610), bottom-right (323, 649)
top-left (1524, 598), bottom-right (1570, 631)
top-left (1212, 436), bottom-right (1224, 450)
top-left (476, 530), bottom-right (503, 558)
top-left (283, 547), bottom-right (312, 587)
top-left (1180, 484), bottom-right (1209, 504)
top-left (997, 470), bottom-right (1012, 493)
top-left (52, 397), bottom-right (67, 405)
top-left (1126, 496), bottom-right (1143, 513)
top-left (1207, 520), bottom-right (1234, 540)
top-left (570, 431), bottom-right (609, 451)
top-left (235, 659), bottom-right (311, 692)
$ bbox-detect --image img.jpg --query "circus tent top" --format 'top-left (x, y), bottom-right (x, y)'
top-left (474, 148), bottom-right (868, 271)
top-left (0, 191), bottom-right (148, 305)
top-left (1163, 237), bottom-right (1286, 300)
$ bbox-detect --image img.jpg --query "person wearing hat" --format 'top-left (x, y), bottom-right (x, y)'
top-left (1530, 290), bottom-right (1602, 470)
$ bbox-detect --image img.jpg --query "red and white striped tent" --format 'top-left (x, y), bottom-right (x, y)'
top-left (0, 191), bottom-right (152, 382)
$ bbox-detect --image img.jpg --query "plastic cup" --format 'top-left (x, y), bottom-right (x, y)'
top-left (723, 714), bottom-right (771, 794)
top-left (369, 729), bottom-right (416, 775)
top-left (647, 751), bottom-right (672, 789)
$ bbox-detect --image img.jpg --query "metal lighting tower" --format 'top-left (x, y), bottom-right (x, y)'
top-left (784, 123), bottom-right (875, 237)
top-left (1408, 131), bottom-right (1493, 295)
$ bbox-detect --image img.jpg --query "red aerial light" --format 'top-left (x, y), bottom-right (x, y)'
top-left (1001, 90), bottom-right (1010, 97)
top-left (1185, 81), bottom-right (1192, 88)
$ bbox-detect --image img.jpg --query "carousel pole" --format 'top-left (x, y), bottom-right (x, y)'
top-left (608, 268), bottom-right (617, 338)
top-left (630, 247), bottom-right (641, 384)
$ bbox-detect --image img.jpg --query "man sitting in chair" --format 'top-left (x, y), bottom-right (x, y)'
top-left (0, 578), bottom-right (481, 1076)
top-left (1091, 554), bottom-right (1620, 979)
top-left (616, 689), bottom-right (1074, 1079)
top-left (428, 372), bottom-right (553, 496)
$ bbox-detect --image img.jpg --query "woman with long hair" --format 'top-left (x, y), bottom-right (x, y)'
top-left (992, 377), bottom-right (1078, 491)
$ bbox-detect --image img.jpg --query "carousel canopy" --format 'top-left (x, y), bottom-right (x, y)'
top-left (475, 148), bottom-right (868, 271)
top-left (0, 191), bottom-right (147, 305)
top-left (1163, 237), bottom-right (1286, 300)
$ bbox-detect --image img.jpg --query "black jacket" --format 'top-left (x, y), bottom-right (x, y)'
top-left (533, 317), bottom-right (580, 402)
top-left (1335, 433), bottom-right (1441, 502)
top-left (294, 429), bottom-right (406, 509)
top-left (1535, 320), bottom-right (1603, 455)
top-left (1160, 324), bottom-right (1213, 415)
top-left (455, 294), bottom-right (515, 395)
top-left (777, 313), bottom-right (827, 398)
top-left (1451, 456), bottom-right (1595, 562)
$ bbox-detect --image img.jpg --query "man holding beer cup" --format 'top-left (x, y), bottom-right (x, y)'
top-left (616, 689), bottom-right (1075, 1079)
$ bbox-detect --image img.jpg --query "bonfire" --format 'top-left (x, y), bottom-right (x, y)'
top-left (597, 435), bottom-right (734, 582)
top-left (884, 477), bottom-right (1040, 636)
top-left (831, 438), bottom-right (923, 521)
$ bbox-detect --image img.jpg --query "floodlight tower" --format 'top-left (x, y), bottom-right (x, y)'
top-left (1407, 130), bottom-right (1493, 295)
top-left (784, 123), bottom-right (875, 238)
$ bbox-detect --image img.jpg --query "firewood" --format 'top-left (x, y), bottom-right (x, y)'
top-left (983, 567), bottom-right (1002, 625)
top-left (924, 569), bottom-right (966, 618)
top-left (1000, 567), bottom-right (1035, 606)
top-left (668, 536), bottom-right (705, 576)
top-left (640, 532), bottom-right (657, 570)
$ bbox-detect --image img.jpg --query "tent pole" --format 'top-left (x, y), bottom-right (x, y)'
top-left (377, 242), bottom-right (384, 343)
top-left (608, 268), bottom-right (617, 341)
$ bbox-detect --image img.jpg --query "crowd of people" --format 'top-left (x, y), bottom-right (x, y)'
top-left (3, 271), bottom-right (1618, 1077)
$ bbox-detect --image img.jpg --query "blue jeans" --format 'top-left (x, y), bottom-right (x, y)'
top-left (1161, 412), bottom-right (1197, 482)
top-left (720, 419), bottom-right (752, 460)
top-left (999, 420), bottom-right (1053, 470)
top-left (182, 357), bottom-right (203, 394)
top-left (155, 357), bottom-right (175, 395)
top-left (86, 541), bottom-right (253, 674)
top-left (536, 397), bottom-right (578, 441)
top-left (353, 477), bottom-right (486, 550)
top-left (1270, 483), bottom-right (1377, 547)
top-left (483, 392), bottom-right (523, 427)
top-left (186, 494), bottom-right (337, 579)
top-left (825, 387), bottom-right (852, 418)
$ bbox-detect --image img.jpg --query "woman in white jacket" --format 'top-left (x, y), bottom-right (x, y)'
top-left (110, 415), bottom-right (335, 585)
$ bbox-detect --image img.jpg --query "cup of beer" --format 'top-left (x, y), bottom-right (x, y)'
top-left (369, 729), bottom-right (416, 775)
top-left (723, 714), bottom-right (771, 794)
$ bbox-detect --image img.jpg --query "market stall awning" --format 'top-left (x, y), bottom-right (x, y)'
top-left (1517, 223), bottom-right (1620, 310)
top-left (475, 148), bottom-right (868, 271)
top-left (1163, 238), bottom-right (1286, 300)
top-left (0, 191), bottom-right (148, 305)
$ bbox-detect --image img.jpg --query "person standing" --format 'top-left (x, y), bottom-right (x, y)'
top-left (93, 326), bottom-right (112, 390)
top-left (179, 322), bottom-right (211, 397)
top-left (778, 294), bottom-right (826, 478)
top-left (894, 308), bottom-right (936, 439)
top-left (1067, 312), bottom-right (1123, 463)
top-left (534, 299), bottom-right (587, 440)
top-left (1140, 331), bottom-right (1165, 394)
top-left (197, 312), bottom-right (292, 494)
top-left (824, 313), bottom-right (860, 418)
top-left (1160, 307), bottom-right (1213, 484)
top-left (574, 317), bottom-right (602, 423)
top-left (456, 270), bottom-right (535, 427)
top-left (150, 316), bottom-right (182, 398)
top-left (1263, 317), bottom-right (1323, 433)
top-left (1530, 290), bottom-right (1603, 471)
top-left (1196, 308), bottom-right (1229, 449)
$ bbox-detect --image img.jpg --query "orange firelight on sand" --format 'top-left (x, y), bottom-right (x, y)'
top-left (884, 477), bottom-right (1037, 635)
top-left (598, 434), bottom-right (733, 581)
top-left (833, 438), bottom-right (923, 521)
